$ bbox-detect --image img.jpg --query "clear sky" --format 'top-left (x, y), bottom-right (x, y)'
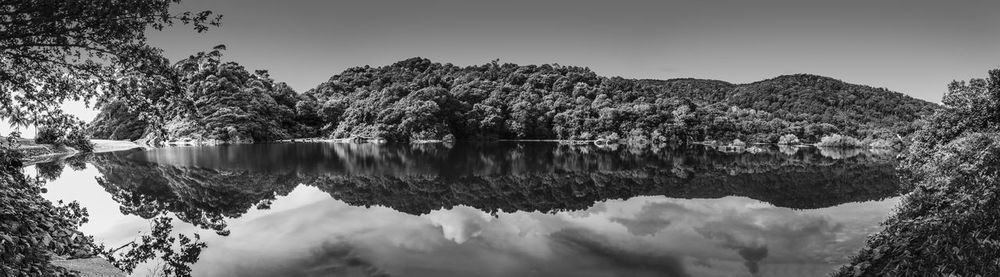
top-left (4, 0), bottom-right (1000, 135)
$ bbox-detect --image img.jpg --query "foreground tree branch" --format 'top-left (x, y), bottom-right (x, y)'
top-left (0, 0), bottom-right (220, 126)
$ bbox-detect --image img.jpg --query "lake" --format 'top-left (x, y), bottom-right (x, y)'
top-left (29, 142), bottom-right (903, 277)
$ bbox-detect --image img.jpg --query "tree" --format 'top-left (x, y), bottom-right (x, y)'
top-left (777, 134), bottom-right (800, 145)
top-left (903, 69), bottom-right (1000, 183)
top-left (1, 0), bottom-right (220, 128)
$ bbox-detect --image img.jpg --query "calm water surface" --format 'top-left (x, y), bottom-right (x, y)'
top-left (30, 142), bottom-right (903, 277)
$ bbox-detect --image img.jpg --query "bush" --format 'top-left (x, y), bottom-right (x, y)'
top-left (817, 134), bottom-right (863, 148)
top-left (0, 148), bottom-right (24, 171)
top-left (777, 134), bottom-right (800, 145)
top-left (867, 139), bottom-right (894, 149)
top-left (731, 139), bottom-right (747, 147)
top-left (31, 126), bottom-right (93, 152)
top-left (64, 128), bottom-right (94, 152)
top-left (34, 127), bottom-right (64, 145)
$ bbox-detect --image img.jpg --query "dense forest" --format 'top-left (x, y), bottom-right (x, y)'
top-left (89, 47), bottom-right (316, 143)
top-left (90, 56), bottom-right (937, 145)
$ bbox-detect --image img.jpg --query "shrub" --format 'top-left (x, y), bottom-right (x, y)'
top-left (777, 134), bottom-right (800, 145)
top-left (64, 128), bottom-right (94, 152)
top-left (817, 134), bottom-right (863, 148)
top-left (34, 127), bottom-right (64, 145)
top-left (0, 148), bottom-right (24, 171)
top-left (31, 126), bottom-right (94, 152)
top-left (867, 139), bottom-right (894, 149)
top-left (731, 139), bottom-right (747, 147)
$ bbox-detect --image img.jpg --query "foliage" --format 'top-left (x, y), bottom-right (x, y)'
top-left (835, 68), bottom-right (1000, 276)
top-left (817, 134), bottom-right (864, 148)
top-left (63, 127), bottom-right (94, 152)
top-left (88, 101), bottom-right (151, 141)
top-left (33, 123), bottom-right (94, 152)
top-left (90, 47), bottom-right (310, 143)
top-left (34, 127), bottom-right (64, 145)
top-left (777, 134), bottom-right (800, 145)
top-left (2, 131), bottom-right (20, 149)
top-left (730, 139), bottom-right (746, 147)
top-left (834, 133), bottom-right (1000, 276)
top-left (300, 58), bottom-right (935, 142)
top-left (0, 150), bottom-right (99, 276)
top-left (866, 139), bottom-right (894, 149)
top-left (1, 1), bottom-right (218, 275)
top-left (90, 57), bottom-right (935, 144)
top-left (901, 69), bottom-right (1000, 184)
top-left (0, 0), bottom-right (220, 130)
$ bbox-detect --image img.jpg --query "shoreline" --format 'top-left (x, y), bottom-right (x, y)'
top-left (21, 140), bottom-right (146, 166)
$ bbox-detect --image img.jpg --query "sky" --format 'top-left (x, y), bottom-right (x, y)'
top-left (5, 0), bottom-right (1000, 134)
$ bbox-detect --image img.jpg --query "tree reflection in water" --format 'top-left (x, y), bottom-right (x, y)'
top-left (36, 142), bottom-right (903, 276)
top-left (99, 217), bottom-right (206, 277)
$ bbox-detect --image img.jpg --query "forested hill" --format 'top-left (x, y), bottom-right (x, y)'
top-left (301, 58), bottom-right (936, 143)
top-left (91, 56), bottom-right (937, 144)
top-left (729, 74), bottom-right (932, 134)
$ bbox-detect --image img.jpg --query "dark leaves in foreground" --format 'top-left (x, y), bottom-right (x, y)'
top-left (0, 149), bottom-right (97, 276)
top-left (0, 0), bottom-right (220, 132)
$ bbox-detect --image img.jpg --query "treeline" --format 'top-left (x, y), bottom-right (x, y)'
top-left (90, 47), bottom-right (320, 143)
top-left (91, 56), bottom-right (937, 144)
top-left (300, 58), bottom-right (935, 143)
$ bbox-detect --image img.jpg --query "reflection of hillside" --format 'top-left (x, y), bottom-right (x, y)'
top-left (93, 151), bottom-right (306, 233)
top-left (315, 161), bottom-right (899, 213)
top-left (131, 142), bottom-right (896, 177)
top-left (88, 143), bottom-right (902, 232)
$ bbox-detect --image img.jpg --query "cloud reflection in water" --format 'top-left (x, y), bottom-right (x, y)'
top-left (190, 190), bottom-right (895, 277)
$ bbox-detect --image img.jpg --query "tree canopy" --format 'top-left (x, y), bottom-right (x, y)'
top-left (1, 0), bottom-right (220, 128)
top-left (301, 58), bottom-right (937, 143)
top-left (91, 47), bottom-right (313, 143)
top-left (93, 57), bottom-right (936, 144)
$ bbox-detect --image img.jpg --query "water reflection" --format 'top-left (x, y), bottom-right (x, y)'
top-left (34, 142), bottom-right (903, 277)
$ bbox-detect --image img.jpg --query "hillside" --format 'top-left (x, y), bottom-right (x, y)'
top-left (300, 58), bottom-right (936, 143)
top-left (90, 57), bottom-right (937, 144)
